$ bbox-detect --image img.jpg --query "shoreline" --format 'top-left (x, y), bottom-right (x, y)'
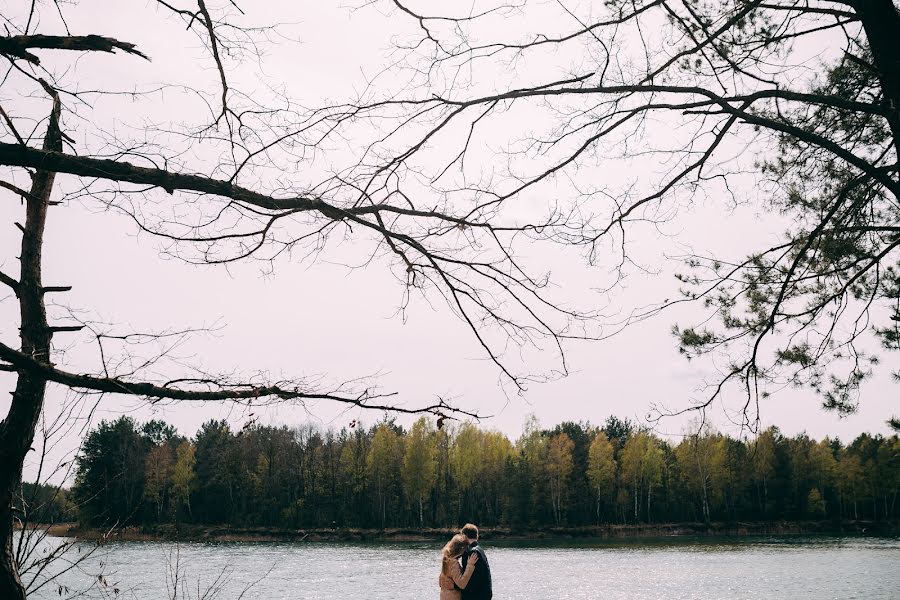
top-left (26, 520), bottom-right (900, 543)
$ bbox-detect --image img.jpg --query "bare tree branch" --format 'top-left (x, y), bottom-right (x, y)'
top-left (0, 35), bottom-right (149, 64)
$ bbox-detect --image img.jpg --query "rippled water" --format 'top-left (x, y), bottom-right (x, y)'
top-left (25, 535), bottom-right (900, 599)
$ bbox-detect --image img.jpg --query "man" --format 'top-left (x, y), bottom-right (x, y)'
top-left (440, 523), bottom-right (492, 599)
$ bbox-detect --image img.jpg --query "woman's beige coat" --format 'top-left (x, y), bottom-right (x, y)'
top-left (437, 557), bottom-right (476, 600)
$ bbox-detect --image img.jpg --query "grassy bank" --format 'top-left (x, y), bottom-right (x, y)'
top-left (30, 520), bottom-right (900, 543)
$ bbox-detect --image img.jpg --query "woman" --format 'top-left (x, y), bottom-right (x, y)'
top-left (437, 533), bottom-right (479, 599)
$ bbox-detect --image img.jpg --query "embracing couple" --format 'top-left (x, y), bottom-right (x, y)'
top-left (437, 523), bottom-right (492, 600)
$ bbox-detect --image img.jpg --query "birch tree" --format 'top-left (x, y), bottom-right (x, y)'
top-left (546, 433), bottom-right (575, 526)
top-left (402, 417), bottom-right (437, 527)
top-left (587, 431), bottom-right (616, 524)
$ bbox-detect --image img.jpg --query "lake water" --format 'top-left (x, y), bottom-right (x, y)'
top-left (24, 535), bottom-right (900, 599)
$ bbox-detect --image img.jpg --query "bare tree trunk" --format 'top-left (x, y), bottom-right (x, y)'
top-left (557, 481), bottom-right (562, 526)
top-left (0, 91), bottom-right (60, 600)
top-left (379, 483), bottom-right (385, 529)
top-left (695, 451), bottom-right (710, 524)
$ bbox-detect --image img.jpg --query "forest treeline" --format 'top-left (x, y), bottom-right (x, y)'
top-left (42, 416), bottom-right (900, 529)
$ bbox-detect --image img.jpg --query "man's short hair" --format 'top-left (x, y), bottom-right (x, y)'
top-left (461, 523), bottom-right (478, 540)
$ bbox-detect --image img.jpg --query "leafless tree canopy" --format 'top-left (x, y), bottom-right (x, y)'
top-left (0, 1), bottom-right (610, 597)
top-left (331, 0), bottom-right (899, 427)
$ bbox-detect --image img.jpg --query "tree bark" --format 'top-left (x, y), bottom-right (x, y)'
top-left (855, 0), bottom-right (900, 161)
top-left (633, 477), bottom-right (639, 523)
top-left (0, 93), bottom-right (60, 600)
top-left (0, 34), bottom-right (147, 65)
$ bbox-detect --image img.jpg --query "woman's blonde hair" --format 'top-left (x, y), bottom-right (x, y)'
top-left (441, 534), bottom-right (470, 576)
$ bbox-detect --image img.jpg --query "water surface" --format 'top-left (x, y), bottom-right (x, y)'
top-left (26, 535), bottom-right (900, 599)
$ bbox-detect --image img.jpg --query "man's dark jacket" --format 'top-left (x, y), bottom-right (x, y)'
top-left (460, 541), bottom-right (492, 600)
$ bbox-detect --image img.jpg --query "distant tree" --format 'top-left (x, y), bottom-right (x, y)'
top-left (751, 428), bottom-right (779, 517)
top-left (294, 424), bottom-right (327, 527)
top-left (546, 433), bottom-right (575, 526)
top-left (620, 433), bottom-right (648, 523)
top-left (143, 442), bottom-right (173, 522)
top-left (587, 432), bottom-right (617, 524)
top-left (837, 451), bottom-right (864, 519)
top-left (432, 426), bottom-right (453, 527)
top-left (548, 422), bottom-right (594, 525)
top-left (514, 416), bottom-right (547, 525)
top-left (888, 437), bottom-right (900, 517)
top-left (808, 440), bottom-right (838, 515)
top-left (643, 440), bottom-right (665, 522)
top-left (321, 430), bottom-right (343, 526)
top-left (17, 482), bottom-right (73, 525)
top-left (620, 432), bottom-right (665, 523)
top-left (848, 433), bottom-right (893, 520)
top-left (67, 415), bottom-right (899, 532)
top-left (786, 434), bottom-right (817, 517)
top-left (403, 418), bottom-right (438, 527)
top-left (450, 423), bottom-right (484, 520)
top-left (367, 424), bottom-right (403, 528)
top-left (807, 489), bottom-right (827, 518)
top-left (338, 426), bottom-right (370, 527)
top-left (719, 437), bottom-right (750, 520)
top-left (141, 421), bottom-right (178, 447)
top-left (480, 431), bottom-right (514, 524)
top-left (170, 441), bottom-right (197, 520)
top-left (193, 420), bottom-right (235, 524)
top-left (675, 430), bottom-right (728, 523)
top-left (73, 417), bottom-right (147, 526)
top-left (602, 417), bottom-right (634, 450)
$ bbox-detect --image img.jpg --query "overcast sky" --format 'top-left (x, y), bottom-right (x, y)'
top-left (1, 1), bottom-right (896, 482)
